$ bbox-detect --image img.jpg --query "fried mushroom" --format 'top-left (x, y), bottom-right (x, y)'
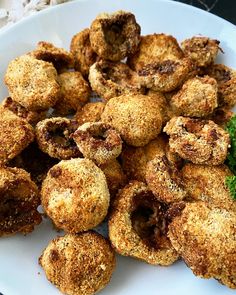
top-left (39, 232), bottom-right (116, 295)
top-left (41, 158), bottom-right (110, 233)
top-left (101, 94), bottom-right (162, 146)
top-left (164, 116), bottom-right (230, 165)
top-left (109, 181), bottom-right (179, 265)
top-left (90, 11), bottom-right (141, 61)
top-left (4, 54), bottom-right (60, 111)
top-left (36, 117), bottom-right (80, 160)
top-left (0, 167), bottom-right (41, 236)
top-left (89, 60), bottom-right (144, 101)
top-left (75, 102), bottom-right (105, 126)
top-left (72, 122), bottom-right (122, 165)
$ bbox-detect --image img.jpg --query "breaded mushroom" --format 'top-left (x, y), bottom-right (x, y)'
top-left (0, 167), bottom-right (41, 236)
top-left (31, 41), bottom-right (74, 72)
top-left (36, 117), bottom-right (81, 160)
top-left (89, 60), bottom-right (144, 101)
top-left (75, 102), bottom-right (105, 126)
top-left (90, 11), bottom-right (141, 61)
top-left (2, 97), bottom-right (46, 125)
top-left (72, 122), bottom-right (122, 165)
top-left (146, 155), bottom-right (187, 204)
top-left (39, 232), bottom-right (116, 295)
top-left (41, 158), bottom-right (110, 233)
top-left (182, 163), bottom-right (236, 212)
top-left (168, 201), bottom-right (236, 289)
top-left (208, 107), bottom-right (233, 127)
top-left (128, 33), bottom-right (184, 71)
top-left (109, 181), bottom-right (179, 265)
top-left (70, 28), bottom-right (98, 77)
top-left (164, 116), bottom-right (230, 165)
top-left (170, 76), bottom-right (218, 117)
top-left (54, 71), bottom-right (90, 115)
top-left (0, 108), bottom-right (34, 164)
top-left (4, 54), bottom-right (60, 111)
top-left (101, 94), bottom-right (162, 146)
top-left (206, 64), bottom-right (236, 108)
top-left (181, 36), bottom-right (220, 68)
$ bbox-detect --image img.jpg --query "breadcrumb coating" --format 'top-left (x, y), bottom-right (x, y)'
top-left (75, 102), bottom-right (105, 126)
top-left (41, 158), bottom-right (110, 233)
top-left (109, 181), bottom-right (179, 265)
top-left (39, 232), bottom-right (116, 295)
top-left (168, 202), bottom-right (236, 289)
top-left (4, 54), bottom-right (60, 111)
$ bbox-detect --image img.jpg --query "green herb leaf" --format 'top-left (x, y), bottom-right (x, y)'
top-left (225, 175), bottom-right (236, 200)
top-left (226, 115), bottom-right (236, 174)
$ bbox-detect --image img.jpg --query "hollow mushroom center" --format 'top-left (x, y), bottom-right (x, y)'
top-left (104, 22), bottom-right (126, 47)
top-left (47, 124), bottom-right (77, 148)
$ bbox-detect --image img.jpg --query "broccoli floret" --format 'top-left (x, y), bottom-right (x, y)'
top-left (226, 115), bottom-right (236, 174)
top-left (225, 175), bottom-right (236, 200)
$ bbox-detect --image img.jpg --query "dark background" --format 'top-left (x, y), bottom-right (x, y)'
top-left (174, 0), bottom-right (236, 25)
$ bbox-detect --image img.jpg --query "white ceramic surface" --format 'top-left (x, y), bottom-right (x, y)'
top-left (0, 0), bottom-right (236, 294)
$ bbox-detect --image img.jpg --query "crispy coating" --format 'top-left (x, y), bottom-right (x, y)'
top-left (90, 11), bottom-right (141, 61)
top-left (138, 58), bottom-right (191, 92)
top-left (182, 163), bottom-right (236, 212)
top-left (146, 155), bottom-right (187, 204)
top-left (101, 94), bottom-right (162, 146)
top-left (72, 122), bottom-right (122, 165)
top-left (121, 134), bottom-right (182, 182)
top-left (75, 102), bottom-right (105, 126)
top-left (2, 97), bottom-right (46, 125)
top-left (168, 202), bottom-right (236, 289)
top-left (54, 71), bottom-right (90, 115)
top-left (36, 117), bottom-right (81, 160)
top-left (89, 60), bottom-right (144, 101)
top-left (0, 167), bottom-right (41, 236)
top-left (70, 28), bottom-right (98, 77)
top-left (170, 76), bottom-right (218, 117)
top-left (31, 41), bottom-right (74, 72)
top-left (127, 33), bottom-right (184, 71)
top-left (164, 116), bottom-right (230, 165)
top-left (109, 181), bottom-right (179, 265)
top-left (0, 108), bottom-right (34, 164)
top-left (9, 142), bottom-right (58, 187)
top-left (41, 158), bottom-right (110, 233)
top-left (39, 232), bottom-right (116, 295)
top-left (206, 64), bottom-right (236, 108)
top-left (4, 55), bottom-right (60, 111)
top-left (181, 36), bottom-right (220, 68)
top-left (99, 159), bottom-right (127, 198)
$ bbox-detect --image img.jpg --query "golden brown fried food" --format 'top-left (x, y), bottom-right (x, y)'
top-left (41, 158), bottom-right (110, 233)
top-left (9, 142), bottom-right (58, 187)
top-left (146, 155), bottom-right (187, 204)
top-left (90, 11), bottom-right (141, 61)
top-left (208, 107), bottom-right (233, 127)
top-left (0, 108), bottom-right (34, 164)
top-left (39, 232), bottom-right (116, 295)
top-left (206, 64), bottom-right (236, 108)
top-left (53, 71), bottom-right (90, 115)
top-left (0, 167), bottom-right (41, 236)
top-left (89, 60), bottom-right (144, 101)
top-left (121, 134), bottom-right (182, 182)
top-left (75, 102), bottom-right (105, 126)
top-left (109, 181), bottom-right (179, 265)
top-left (164, 116), bottom-right (230, 165)
top-left (72, 122), bottom-right (122, 165)
top-left (70, 28), bottom-right (98, 77)
top-left (170, 76), bottom-right (218, 117)
top-left (31, 41), bottom-right (74, 72)
top-left (101, 94), bottom-right (162, 146)
top-left (4, 55), bottom-right (60, 111)
top-left (128, 33), bottom-right (184, 71)
top-left (181, 36), bottom-right (220, 68)
top-left (2, 97), bottom-right (46, 125)
top-left (168, 201), bottom-right (236, 289)
top-left (99, 159), bottom-right (127, 198)
top-left (182, 163), bottom-right (236, 212)
top-left (138, 58), bottom-right (191, 92)
top-left (36, 117), bottom-right (81, 160)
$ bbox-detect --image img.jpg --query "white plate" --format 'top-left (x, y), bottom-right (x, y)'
top-left (0, 0), bottom-right (236, 294)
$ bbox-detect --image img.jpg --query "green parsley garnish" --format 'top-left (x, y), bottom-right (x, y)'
top-left (225, 176), bottom-right (236, 200)
top-left (226, 115), bottom-right (236, 174)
